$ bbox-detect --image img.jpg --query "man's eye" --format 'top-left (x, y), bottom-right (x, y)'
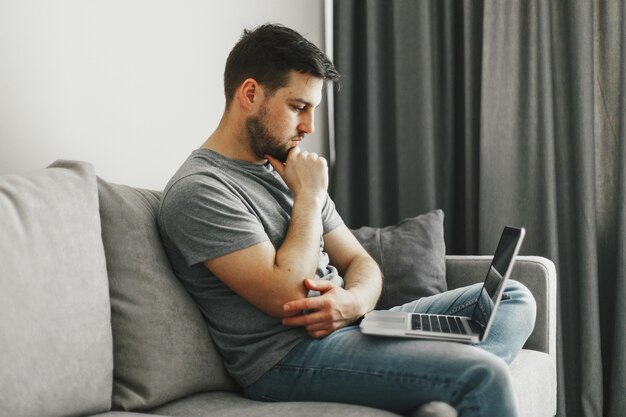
top-left (292, 106), bottom-right (306, 112)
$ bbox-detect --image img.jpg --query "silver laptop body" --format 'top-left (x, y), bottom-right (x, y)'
top-left (359, 227), bottom-right (526, 343)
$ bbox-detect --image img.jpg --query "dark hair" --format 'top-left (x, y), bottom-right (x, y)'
top-left (223, 23), bottom-right (340, 105)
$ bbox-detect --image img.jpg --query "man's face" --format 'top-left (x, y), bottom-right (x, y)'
top-left (246, 72), bottom-right (323, 163)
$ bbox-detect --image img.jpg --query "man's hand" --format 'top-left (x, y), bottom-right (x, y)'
top-left (281, 278), bottom-right (364, 339)
top-left (265, 147), bottom-right (328, 202)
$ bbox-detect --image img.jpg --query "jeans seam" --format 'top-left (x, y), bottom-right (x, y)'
top-left (273, 363), bottom-right (462, 386)
top-left (446, 296), bottom-right (479, 315)
top-left (268, 364), bottom-right (488, 416)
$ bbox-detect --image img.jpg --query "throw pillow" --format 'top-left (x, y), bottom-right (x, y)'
top-left (351, 209), bottom-right (447, 310)
top-left (97, 178), bottom-right (236, 411)
top-left (0, 161), bottom-right (112, 417)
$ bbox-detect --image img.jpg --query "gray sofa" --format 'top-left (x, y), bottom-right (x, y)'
top-left (0, 161), bottom-right (557, 417)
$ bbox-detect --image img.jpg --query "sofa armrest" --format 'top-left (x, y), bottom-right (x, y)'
top-left (445, 256), bottom-right (557, 362)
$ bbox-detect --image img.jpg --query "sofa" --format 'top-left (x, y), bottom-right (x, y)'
top-left (0, 161), bottom-right (557, 417)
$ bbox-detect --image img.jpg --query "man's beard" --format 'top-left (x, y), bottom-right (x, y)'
top-left (246, 107), bottom-right (293, 163)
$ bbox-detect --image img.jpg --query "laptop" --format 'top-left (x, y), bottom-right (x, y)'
top-left (359, 226), bottom-right (526, 343)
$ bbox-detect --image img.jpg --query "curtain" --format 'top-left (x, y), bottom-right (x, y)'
top-left (331, 1), bottom-right (626, 417)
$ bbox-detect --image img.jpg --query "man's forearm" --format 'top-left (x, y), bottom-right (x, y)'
top-left (264, 147), bottom-right (330, 304)
top-left (272, 194), bottom-right (324, 299)
top-left (343, 255), bottom-right (383, 316)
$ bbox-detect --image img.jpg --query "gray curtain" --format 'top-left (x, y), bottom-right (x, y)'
top-left (332, 1), bottom-right (626, 417)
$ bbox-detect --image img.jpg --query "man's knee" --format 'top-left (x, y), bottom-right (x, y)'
top-left (505, 280), bottom-right (536, 333)
top-left (458, 354), bottom-right (515, 407)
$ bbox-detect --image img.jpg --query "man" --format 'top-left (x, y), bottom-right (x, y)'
top-left (158, 24), bottom-right (536, 417)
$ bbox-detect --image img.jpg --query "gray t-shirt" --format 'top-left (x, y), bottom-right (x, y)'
top-left (158, 149), bottom-right (344, 387)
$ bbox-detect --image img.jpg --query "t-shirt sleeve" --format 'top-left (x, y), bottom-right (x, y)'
top-left (159, 174), bottom-right (270, 267)
top-left (321, 193), bottom-right (344, 235)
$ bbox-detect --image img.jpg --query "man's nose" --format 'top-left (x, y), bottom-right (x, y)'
top-left (299, 112), bottom-right (315, 135)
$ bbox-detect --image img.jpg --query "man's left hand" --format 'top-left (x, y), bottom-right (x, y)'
top-left (281, 278), bottom-right (363, 339)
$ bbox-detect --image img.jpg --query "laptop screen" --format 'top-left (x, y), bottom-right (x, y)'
top-left (470, 227), bottom-right (524, 331)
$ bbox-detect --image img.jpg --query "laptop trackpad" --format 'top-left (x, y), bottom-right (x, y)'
top-left (363, 311), bottom-right (407, 329)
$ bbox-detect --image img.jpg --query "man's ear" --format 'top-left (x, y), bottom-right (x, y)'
top-left (237, 78), bottom-right (262, 111)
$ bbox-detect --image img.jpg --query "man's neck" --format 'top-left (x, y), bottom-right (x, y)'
top-left (201, 114), bottom-right (262, 164)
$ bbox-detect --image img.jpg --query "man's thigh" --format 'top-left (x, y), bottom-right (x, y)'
top-left (243, 324), bottom-right (512, 415)
top-left (389, 283), bottom-right (484, 316)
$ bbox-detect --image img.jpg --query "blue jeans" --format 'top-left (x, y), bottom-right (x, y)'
top-left (243, 280), bottom-right (536, 417)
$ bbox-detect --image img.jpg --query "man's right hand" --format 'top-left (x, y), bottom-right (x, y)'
top-left (266, 147), bottom-right (328, 202)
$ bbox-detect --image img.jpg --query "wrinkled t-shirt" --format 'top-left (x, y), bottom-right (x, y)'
top-left (157, 148), bottom-right (344, 387)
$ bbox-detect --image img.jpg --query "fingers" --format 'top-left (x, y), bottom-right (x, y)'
top-left (283, 294), bottom-right (326, 314)
top-left (282, 279), bottom-right (357, 338)
top-left (282, 308), bottom-right (350, 339)
top-left (283, 281), bottom-right (337, 312)
top-left (281, 296), bottom-right (347, 328)
top-left (269, 147), bottom-right (328, 197)
top-left (264, 154), bottom-right (285, 176)
top-left (309, 330), bottom-right (332, 339)
top-left (282, 309), bottom-right (327, 327)
top-left (286, 148), bottom-right (327, 166)
top-left (307, 326), bottom-right (337, 339)
top-left (303, 277), bottom-right (334, 291)
top-left (283, 313), bottom-right (350, 338)
top-left (299, 151), bottom-right (327, 167)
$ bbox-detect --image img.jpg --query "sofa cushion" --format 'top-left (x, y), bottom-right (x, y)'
top-left (509, 350), bottom-right (557, 417)
top-left (0, 161), bottom-right (112, 417)
top-left (97, 179), bottom-right (237, 411)
top-left (148, 391), bottom-right (401, 417)
top-left (351, 209), bottom-right (447, 310)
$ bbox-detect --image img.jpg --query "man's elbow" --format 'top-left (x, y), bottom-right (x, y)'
top-left (265, 283), bottom-right (308, 319)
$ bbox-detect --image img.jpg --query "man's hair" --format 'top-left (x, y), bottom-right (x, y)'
top-left (223, 23), bottom-right (340, 105)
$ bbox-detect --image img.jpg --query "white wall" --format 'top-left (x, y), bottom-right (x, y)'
top-left (0, 0), bottom-right (327, 190)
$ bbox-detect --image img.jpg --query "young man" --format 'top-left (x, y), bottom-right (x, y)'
top-left (158, 24), bottom-right (536, 417)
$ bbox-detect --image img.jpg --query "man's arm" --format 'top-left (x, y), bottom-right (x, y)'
top-left (203, 147), bottom-right (328, 318)
top-left (281, 224), bottom-right (383, 338)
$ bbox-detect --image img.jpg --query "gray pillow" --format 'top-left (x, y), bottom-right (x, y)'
top-left (351, 209), bottom-right (447, 310)
top-left (0, 161), bottom-right (112, 417)
top-left (97, 179), bottom-right (236, 411)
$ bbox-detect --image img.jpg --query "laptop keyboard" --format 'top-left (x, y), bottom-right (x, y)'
top-left (411, 314), bottom-right (467, 335)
